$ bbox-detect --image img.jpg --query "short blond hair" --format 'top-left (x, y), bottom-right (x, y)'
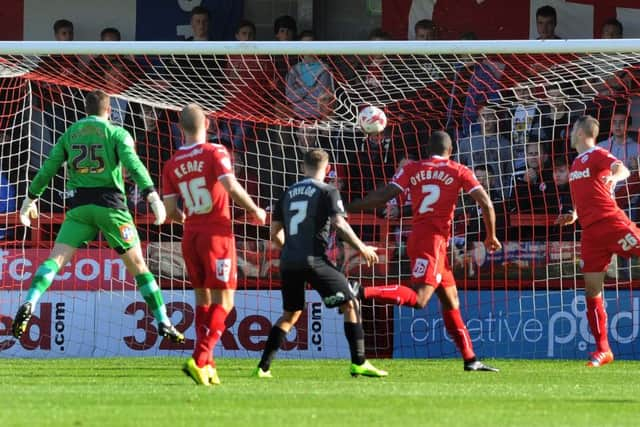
top-left (574, 115), bottom-right (600, 138)
top-left (180, 103), bottom-right (206, 134)
top-left (303, 148), bottom-right (329, 170)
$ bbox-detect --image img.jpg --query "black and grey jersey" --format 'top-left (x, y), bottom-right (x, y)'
top-left (273, 178), bottom-right (346, 266)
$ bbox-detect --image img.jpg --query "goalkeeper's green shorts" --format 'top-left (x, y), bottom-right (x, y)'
top-left (55, 205), bottom-right (139, 254)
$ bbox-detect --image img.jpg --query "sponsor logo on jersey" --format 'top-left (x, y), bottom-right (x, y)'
top-left (569, 168), bottom-right (591, 182)
top-left (412, 258), bottom-right (429, 278)
top-left (581, 154), bottom-right (589, 163)
top-left (119, 224), bottom-right (136, 243)
top-left (216, 259), bottom-right (231, 283)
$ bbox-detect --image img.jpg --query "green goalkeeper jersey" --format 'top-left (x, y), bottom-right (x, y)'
top-left (29, 115), bottom-right (155, 209)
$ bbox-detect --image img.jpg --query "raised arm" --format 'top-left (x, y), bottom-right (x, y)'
top-left (347, 183), bottom-right (402, 213)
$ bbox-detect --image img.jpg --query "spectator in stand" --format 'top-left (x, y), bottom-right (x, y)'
top-left (235, 19), bottom-right (256, 41)
top-left (551, 156), bottom-right (572, 214)
top-left (186, 6), bottom-right (210, 41)
top-left (508, 141), bottom-right (557, 215)
top-left (535, 5), bottom-right (561, 40)
top-left (597, 108), bottom-right (639, 171)
top-left (100, 27), bottom-right (121, 41)
top-left (285, 31), bottom-right (335, 121)
top-left (274, 15), bottom-right (297, 41)
top-left (53, 19), bottom-right (73, 41)
top-left (414, 19), bottom-right (437, 40)
top-left (456, 104), bottom-right (511, 177)
top-left (601, 18), bottom-right (623, 39)
top-left (273, 16), bottom-right (298, 94)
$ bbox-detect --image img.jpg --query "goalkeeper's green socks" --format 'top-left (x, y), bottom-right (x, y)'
top-left (25, 259), bottom-right (59, 306)
top-left (135, 272), bottom-right (170, 325)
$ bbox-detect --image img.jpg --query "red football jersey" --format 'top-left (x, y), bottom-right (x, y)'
top-left (569, 146), bottom-right (625, 229)
top-left (391, 155), bottom-right (481, 236)
top-left (162, 142), bottom-right (234, 234)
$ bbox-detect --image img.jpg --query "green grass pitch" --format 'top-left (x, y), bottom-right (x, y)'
top-left (2, 358), bottom-right (639, 427)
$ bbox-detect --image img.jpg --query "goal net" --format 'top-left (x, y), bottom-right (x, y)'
top-left (0, 40), bottom-right (639, 360)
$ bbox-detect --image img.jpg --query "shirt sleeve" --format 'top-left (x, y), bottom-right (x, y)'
top-left (212, 146), bottom-right (234, 181)
top-left (161, 160), bottom-right (178, 198)
top-left (28, 132), bottom-right (68, 198)
top-left (595, 148), bottom-right (621, 172)
top-left (391, 162), bottom-right (412, 190)
top-left (115, 128), bottom-right (155, 192)
top-left (327, 186), bottom-right (346, 217)
top-left (460, 165), bottom-right (482, 193)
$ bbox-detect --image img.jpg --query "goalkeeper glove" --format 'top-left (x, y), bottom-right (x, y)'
top-left (19, 197), bottom-right (38, 227)
top-left (147, 191), bottom-right (166, 225)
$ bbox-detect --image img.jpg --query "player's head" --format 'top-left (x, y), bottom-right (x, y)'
top-left (601, 18), bottom-right (623, 39)
top-left (180, 103), bottom-right (208, 140)
top-left (303, 148), bottom-right (330, 180)
top-left (235, 19), bottom-right (256, 41)
top-left (100, 27), bottom-right (121, 41)
top-left (611, 107), bottom-right (630, 139)
top-left (552, 156), bottom-right (570, 186)
top-left (274, 15), bottom-right (297, 41)
top-left (571, 115), bottom-right (600, 150)
top-left (85, 90), bottom-right (110, 117)
top-left (190, 6), bottom-right (210, 40)
top-left (536, 5), bottom-right (557, 40)
top-left (53, 19), bottom-right (74, 41)
top-left (427, 131), bottom-right (453, 158)
top-left (414, 19), bottom-right (436, 40)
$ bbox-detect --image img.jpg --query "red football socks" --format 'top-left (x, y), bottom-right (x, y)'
top-left (364, 285), bottom-right (418, 307)
top-left (193, 304), bottom-right (211, 368)
top-left (193, 304), bottom-right (229, 368)
top-left (443, 308), bottom-right (475, 360)
top-left (586, 296), bottom-right (610, 353)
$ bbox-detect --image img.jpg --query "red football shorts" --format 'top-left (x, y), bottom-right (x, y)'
top-left (581, 216), bottom-right (640, 273)
top-left (181, 231), bottom-right (237, 289)
top-left (406, 231), bottom-right (455, 288)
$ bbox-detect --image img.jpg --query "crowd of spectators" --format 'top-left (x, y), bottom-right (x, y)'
top-left (4, 4), bottom-right (639, 268)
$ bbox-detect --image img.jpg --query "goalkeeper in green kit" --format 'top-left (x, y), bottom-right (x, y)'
top-left (12, 90), bottom-right (184, 344)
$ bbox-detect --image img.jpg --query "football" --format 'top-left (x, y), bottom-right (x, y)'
top-left (358, 105), bottom-right (387, 134)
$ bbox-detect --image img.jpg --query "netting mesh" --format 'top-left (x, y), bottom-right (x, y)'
top-left (0, 43), bottom-right (639, 359)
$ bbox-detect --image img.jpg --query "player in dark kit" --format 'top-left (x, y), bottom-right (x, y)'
top-left (348, 131), bottom-right (501, 372)
top-left (252, 148), bottom-right (387, 378)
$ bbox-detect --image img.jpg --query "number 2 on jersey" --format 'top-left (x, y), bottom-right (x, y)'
top-left (418, 184), bottom-right (440, 214)
top-left (178, 177), bottom-right (212, 215)
top-left (288, 201), bottom-right (308, 235)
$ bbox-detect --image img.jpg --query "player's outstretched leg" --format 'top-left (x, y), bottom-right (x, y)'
top-left (182, 357), bottom-right (210, 386)
top-left (361, 285), bottom-right (418, 307)
top-left (13, 257), bottom-right (64, 339)
top-left (135, 272), bottom-right (185, 343)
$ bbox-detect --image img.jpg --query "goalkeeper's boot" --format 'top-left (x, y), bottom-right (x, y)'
top-left (464, 359), bottom-right (500, 372)
top-left (182, 358), bottom-right (210, 386)
top-left (159, 322), bottom-right (185, 344)
top-left (12, 302), bottom-right (33, 339)
top-left (350, 360), bottom-right (388, 377)
top-left (586, 350), bottom-right (614, 368)
top-left (251, 367), bottom-right (273, 379)
top-left (206, 365), bottom-right (221, 385)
